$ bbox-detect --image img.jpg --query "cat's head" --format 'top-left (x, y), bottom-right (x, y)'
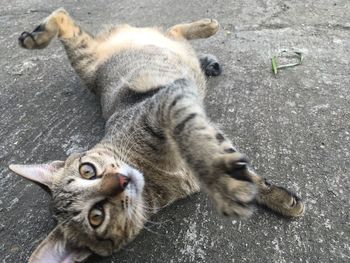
top-left (9, 149), bottom-right (146, 262)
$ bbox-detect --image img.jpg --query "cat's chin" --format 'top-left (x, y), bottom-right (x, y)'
top-left (121, 164), bottom-right (145, 196)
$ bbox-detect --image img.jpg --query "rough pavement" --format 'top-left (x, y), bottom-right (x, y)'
top-left (0, 0), bottom-right (349, 262)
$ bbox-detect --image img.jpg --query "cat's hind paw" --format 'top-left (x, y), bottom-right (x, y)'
top-left (18, 26), bottom-right (55, 49)
top-left (199, 54), bottom-right (222, 77)
top-left (18, 8), bottom-right (68, 49)
top-left (19, 31), bottom-right (38, 49)
top-left (258, 184), bottom-right (305, 217)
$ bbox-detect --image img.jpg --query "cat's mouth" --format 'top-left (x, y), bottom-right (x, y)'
top-left (120, 164), bottom-right (144, 196)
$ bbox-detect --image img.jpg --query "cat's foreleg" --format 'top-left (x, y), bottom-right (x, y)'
top-left (155, 80), bottom-right (256, 217)
top-left (157, 80), bottom-right (304, 217)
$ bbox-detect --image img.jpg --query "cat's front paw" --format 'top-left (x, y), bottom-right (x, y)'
top-left (209, 153), bottom-right (257, 217)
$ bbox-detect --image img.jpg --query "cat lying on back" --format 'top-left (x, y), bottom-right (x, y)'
top-left (10, 8), bottom-right (305, 263)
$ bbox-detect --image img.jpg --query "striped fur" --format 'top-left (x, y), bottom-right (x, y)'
top-left (13, 8), bottom-right (305, 262)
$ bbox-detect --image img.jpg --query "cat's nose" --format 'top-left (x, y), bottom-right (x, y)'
top-left (118, 174), bottom-right (131, 189)
top-left (100, 173), bottom-right (130, 196)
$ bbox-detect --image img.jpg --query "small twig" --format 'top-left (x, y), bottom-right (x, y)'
top-left (271, 56), bottom-right (278, 75)
top-left (271, 51), bottom-right (303, 75)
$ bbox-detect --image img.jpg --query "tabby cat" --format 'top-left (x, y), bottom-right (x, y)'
top-left (10, 8), bottom-right (305, 263)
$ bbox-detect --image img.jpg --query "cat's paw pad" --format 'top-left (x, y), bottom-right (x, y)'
top-left (205, 61), bottom-right (222, 77)
top-left (18, 22), bottom-right (54, 49)
top-left (18, 31), bottom-right (36, 49)
top-left (209, 153), bottom-right (257, 217)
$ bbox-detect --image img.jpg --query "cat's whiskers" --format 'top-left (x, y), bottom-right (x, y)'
top-left (146, 219), bottom-right (171, 226)
top-left (130, 206), bottom-right (164, 236)
top-left (139, 201), bottom-right (170, 214)
top-left (129, 204), bottom-right (147, 227)
top-left (142, 225), bottom-right (162, 236)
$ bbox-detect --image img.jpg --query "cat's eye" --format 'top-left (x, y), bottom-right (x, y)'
top-left (89, 204), bottom-right (105, 227)
top-left (79, 163), bottom-right (97, 179)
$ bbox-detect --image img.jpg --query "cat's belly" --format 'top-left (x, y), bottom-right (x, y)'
top-left (95, 27), bottom-right (204, 90)
top-left (98, 27), bottom-right (186, 58)
top-left (99, 46), bottom-right (201, 90)
top-left (96, 47), bottom-right (205, 119)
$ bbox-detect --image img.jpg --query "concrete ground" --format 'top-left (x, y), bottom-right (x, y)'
top-left (1, 0), bottom-right (349, 262)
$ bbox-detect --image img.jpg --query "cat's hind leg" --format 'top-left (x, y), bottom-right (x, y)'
top-left (167, 19), bottom-right (219, 40)
top-left (167, 20), bottom-right (222, 77)
top-left (19, 8), bottom-right (96, 49)
top-left (18, 8), bottom-right (98, 87)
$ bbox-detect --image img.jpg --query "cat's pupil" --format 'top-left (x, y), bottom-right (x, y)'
top-left (91, 212), bottom-right (101, 218)
top-left (89, 206), bottom-right (104, 227)
top-left (79, 163), bottom-right (96, 179)
top-left (93, 213), bottom-right (101, 219)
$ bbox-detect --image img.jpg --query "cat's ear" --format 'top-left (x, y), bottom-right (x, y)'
top-left (9, 161), bottom-right (65, 188)
top-left (29, 226), bottom-right (91, 263)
